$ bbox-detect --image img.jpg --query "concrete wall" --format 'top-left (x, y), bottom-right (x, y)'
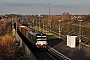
top-left (17, 32), bottom-right (37, 60)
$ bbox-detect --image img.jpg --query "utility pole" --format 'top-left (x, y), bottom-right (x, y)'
top-left (48, 4), bottom-right (51, 35)
top-left (50, 20), bottom-right (51, 35)
top-left (43, 19), bottom-right (45, 32)
top-left (12, 18), bottom-right (15, 36)
top-left (36, 19), bottom-right (37, 27)
top-left (39, 14), bottom-right (41, 31)
top-left (4, 20), bottom-right (5, 34)
top-left (47, 4), bottom-right (50, 29)
top-left (58, 20), bottom-right (61, 40)
top-left (48, 4), bottom-right (50, 19)
top-left (78, 20), bottom-right (83, 50)
top-left (12, 18), bottom-right (14, 29)
top-left (32, 19), bottom-right (34, 28)
top-left (15, 16), bottom-right (19, 46)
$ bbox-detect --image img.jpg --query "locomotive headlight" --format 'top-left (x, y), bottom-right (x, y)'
top-left (36, 43), bottom-right (37, 45)
top-left (41, 43), bottom-right (43, 45)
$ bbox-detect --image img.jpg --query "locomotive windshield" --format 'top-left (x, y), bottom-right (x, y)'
top-left (36, 34), bottom-right (47, 40)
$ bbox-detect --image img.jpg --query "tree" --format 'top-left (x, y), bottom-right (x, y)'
top-left (85, 15), bottom-right (90, 21)
top-left (67, 22), bottom-right (72, 34)
top-left (61, 12), bottom-right (70, 21)
top-left (0, 34), bottom-right (16, 60)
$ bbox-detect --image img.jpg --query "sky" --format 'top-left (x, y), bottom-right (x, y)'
top-left (0, 0), bottom-right (90, 15)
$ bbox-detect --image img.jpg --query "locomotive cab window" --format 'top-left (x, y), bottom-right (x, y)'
top-left (37, 37), bottom-right (47, 40)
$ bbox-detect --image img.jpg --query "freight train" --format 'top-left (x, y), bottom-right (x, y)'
top-left (17, 23), bottom-right (48, 48)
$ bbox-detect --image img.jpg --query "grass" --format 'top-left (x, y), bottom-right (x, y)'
top-left (33, 26), bottom-right (60, 40)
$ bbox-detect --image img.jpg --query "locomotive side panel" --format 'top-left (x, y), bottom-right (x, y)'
top-left (28, 30), bottom-right (37, 47)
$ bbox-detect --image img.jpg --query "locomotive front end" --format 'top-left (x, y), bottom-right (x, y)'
top-left (36, 34), bottom-right (47, 48)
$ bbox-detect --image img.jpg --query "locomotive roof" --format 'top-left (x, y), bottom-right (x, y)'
top-left (28, 30), bottom-right (37, 36)
top-left (28, 30), bottom-right (45, 36)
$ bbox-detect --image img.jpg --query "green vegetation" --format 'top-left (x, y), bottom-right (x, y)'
top-left (33, 26), bottom-right (59, 40)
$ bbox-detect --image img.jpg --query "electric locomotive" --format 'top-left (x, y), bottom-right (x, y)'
top-left (28, 30), bottom-right (47, 48)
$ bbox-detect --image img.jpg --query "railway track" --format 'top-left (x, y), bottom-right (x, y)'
top-left (47, 46), bottom-right (71, 60)
top-left (35, 49), bottom-right (60, 60)
top-left (16, 24), bottom-right (71, 60)
top-left (34, 46), bottom-right (71, 60)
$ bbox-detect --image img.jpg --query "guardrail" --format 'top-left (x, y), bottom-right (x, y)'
top-left (47, 46), bottom-right (71, 60)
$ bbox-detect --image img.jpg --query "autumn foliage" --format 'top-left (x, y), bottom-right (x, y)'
top-left (0, 34), bottom-right (16, 59)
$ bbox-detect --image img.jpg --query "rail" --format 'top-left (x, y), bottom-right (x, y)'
top-left (47, 46), bottom-right (71, 60)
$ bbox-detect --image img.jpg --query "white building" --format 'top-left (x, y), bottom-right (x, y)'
top-left (67, 35), bottom-right (77, 48)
